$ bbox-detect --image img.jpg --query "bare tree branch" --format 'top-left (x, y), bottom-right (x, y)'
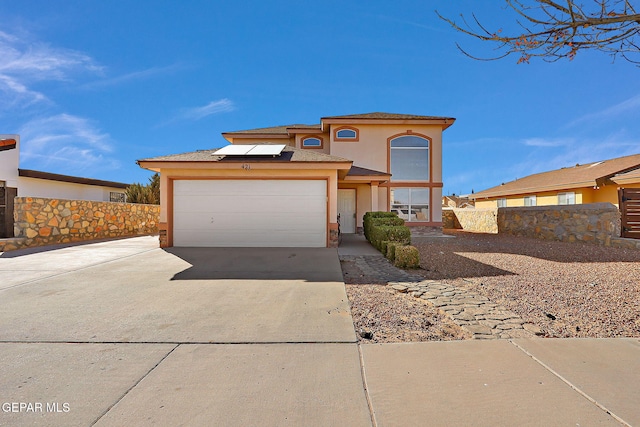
top-left (436, 0), bottom-right (640, 64)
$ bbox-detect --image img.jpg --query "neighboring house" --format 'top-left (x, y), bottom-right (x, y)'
top-left (442, 195), bottom-right (474, 208)
top-left (471, 153), bottom-right (640, 209)
top-left (137, 112), bottom-right (455, 248)
top-left (1, 135), bottom-right (129, 238)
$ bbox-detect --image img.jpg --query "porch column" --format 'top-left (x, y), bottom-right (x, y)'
top-left (371, 183), bottom-right (379, 211)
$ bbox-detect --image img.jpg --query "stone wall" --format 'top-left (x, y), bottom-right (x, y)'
top-left (498, 203), bottom-right (620, 245)
top-left (443, 208), bottom-right (498, 233)
top-left (0, 197), bottom-right (159, 252)
top-left (442, 203), bottom-right (640, 249)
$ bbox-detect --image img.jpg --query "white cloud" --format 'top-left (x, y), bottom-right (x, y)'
top-left (182, 99), bottom-right (236, 120)
top-left (0, 30), bottom-right (101, 108)
top-left (18, 114), bottom-right (119, 173)
top-left (566, 93), bottom-right (640, 128)
top-left (159, 99), bottom-right (236, 126)
top-left (521, 137), bottom-right (575, 147)
top-left (80, 63), bottom-right (184, 90)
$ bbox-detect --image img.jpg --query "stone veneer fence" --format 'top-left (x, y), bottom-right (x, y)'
top-left (0, 197), bottom-right (160, 252)
top-left (443, 203), bottom-right (640, 249)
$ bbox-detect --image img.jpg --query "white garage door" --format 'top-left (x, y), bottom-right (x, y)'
top-left (173, 180), bottom-right (327, 247)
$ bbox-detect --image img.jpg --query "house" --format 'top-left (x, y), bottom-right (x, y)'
top-left (1, 134), bottom-right (130, 238)
top-left (442, 195), bottom-right (474, 209)
top-left (471, 153), bottom-right (640, 209)
top-left (137, 112), bottom-right (455, 248)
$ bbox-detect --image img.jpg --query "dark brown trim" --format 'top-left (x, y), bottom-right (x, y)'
top-left (18, 169), bottom-right (129, 189)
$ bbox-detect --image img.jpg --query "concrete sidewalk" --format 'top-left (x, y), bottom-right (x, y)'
top-left (0, 236), bottom-right (638, 426)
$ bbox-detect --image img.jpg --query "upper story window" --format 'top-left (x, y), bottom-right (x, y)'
top-left (390, 135), bottom-right (429, 181)
top-left (334, 127), bottom-right (359, 141)
top-left (302, 137), bottom-right (323, 148)
top-left (558, 192), bottom-right (575, 205)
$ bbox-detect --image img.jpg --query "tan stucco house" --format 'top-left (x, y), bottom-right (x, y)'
top-left (471, 153), bottom-right (640, 209)
top-left (137, 112), bottom-right (455, 248)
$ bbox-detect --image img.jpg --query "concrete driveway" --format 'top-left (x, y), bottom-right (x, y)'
top-left (0, 237), bottom-right (371, 426)
top-left (1, 236), bottom-right (639, 426)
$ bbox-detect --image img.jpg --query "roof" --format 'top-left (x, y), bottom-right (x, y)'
top-left (222, 124), bottom-right (320, 136)
top-left (321, 112), bottom-right (456, 121)
top-left (612, 167), bottom-right (640, 185)
top-left (138, 144), bottom-right (351, 164)
top-left (347, 165), bottom-right (390, 177)
top-left (223, 112), bottom-right (456, 136)
top-left (471, 153), bottom-right (640, 199)
top-left (18, 169), bottom-right (129, 189)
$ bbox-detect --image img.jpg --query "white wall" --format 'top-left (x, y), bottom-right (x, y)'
top-left (0, 134), bottom-right (20, 188)
top-left (17, 177), bottom-right (125, 202)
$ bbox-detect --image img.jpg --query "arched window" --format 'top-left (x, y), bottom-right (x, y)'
top-left (302, 137), bottom-right (323, 148)
top-left (390, 135), bottom-right (429, 181)
top-left (335, 127), bottom-right (358, 140)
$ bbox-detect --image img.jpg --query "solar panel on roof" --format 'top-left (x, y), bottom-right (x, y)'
top-left (247, 144), bottom-right (286, 155)
top-left (215, 145), bottom-right (253, 155)
top-left (214, 144), bottom-right (286, 156)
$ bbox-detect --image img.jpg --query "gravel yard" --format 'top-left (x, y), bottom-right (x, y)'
top-left (411, 231), bottom-right (640, 339)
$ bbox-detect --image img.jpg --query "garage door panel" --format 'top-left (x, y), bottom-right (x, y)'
top-left (173, 180), bottom-right (327, 247)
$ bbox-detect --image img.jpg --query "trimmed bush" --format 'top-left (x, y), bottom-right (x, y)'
top-left (380, 240), bottom-right (391, 254)
top-left (394, 245), bottom-right (420, 268)
top-left (369, 225), bottom-right (411, 250)
top-left (364, 211), bottom-right (401, 241)
top-left (386, 242), bottom-right (402, 261)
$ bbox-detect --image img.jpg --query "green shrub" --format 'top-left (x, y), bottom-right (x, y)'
top-left (380, 240), bottom-right (391, 254)
top-left (394, 245), bottom-right (420, 268)
top-left (386, 242), bottom-right (403, 261)
top-left (363, 211), bottom-right (400, 241)
top-left (369, 225), bottom-right (411, 251)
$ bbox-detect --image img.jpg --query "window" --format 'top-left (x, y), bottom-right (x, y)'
top-left (335, 127), bottom-right (358, 141)
top-left (558, 192), bottom-right (575, 205)
top-left (390, 135), bottom-right (429, 181)
top-left (110, 192), bottom-right (126, 203)
top-left (497, 198), bottom-right (507, 208)
top-left (524, 195), bottom-right (537, 206)
top-left (302, 137), bottom-right (322, 148)
top-left (391, 188), bottom-right (429, 222)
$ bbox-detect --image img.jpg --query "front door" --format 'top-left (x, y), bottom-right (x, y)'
top-left (337, 189), bottom-right (356, 234)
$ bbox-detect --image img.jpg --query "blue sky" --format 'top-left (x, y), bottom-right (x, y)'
top-left (1, 1), bottom-right (639, 195)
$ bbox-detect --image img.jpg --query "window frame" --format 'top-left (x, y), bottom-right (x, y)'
top-left (389, 134), bottom-right (430, 182)
top-left (497, 198), bottom-right (507, 208)
top-left (334, 126), bottom-right (359, 141)
top-left (110, 192), bottom-right (126, 203)
top-left (558, 192), bottom-right (576, 205)
top-left (390, 187), bottom-right (430, 223)
top-left (524, 195), bottom-right (537, 206)
top-left (301, 136), bottom-right (324, 149)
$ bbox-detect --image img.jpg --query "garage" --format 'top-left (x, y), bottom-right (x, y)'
top-left (173, 179), bottom-right (327, 247)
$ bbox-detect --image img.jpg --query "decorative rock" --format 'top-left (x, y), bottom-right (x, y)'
top-left (390, 284), bottom-right (408, 293)
top-left (465, 324), bottom-right (493, 336)
top-left (523, 323), bottom-right (544, 336)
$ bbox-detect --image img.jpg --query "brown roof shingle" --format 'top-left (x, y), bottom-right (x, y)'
top-left (222, 124), bottom-right (320, 135)
top-left (138, 145), bottom-right (351, 164)
top-left (321, 112), bottom-right (456, 121)
top-left (471, 153), bottom-right (640, 199)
